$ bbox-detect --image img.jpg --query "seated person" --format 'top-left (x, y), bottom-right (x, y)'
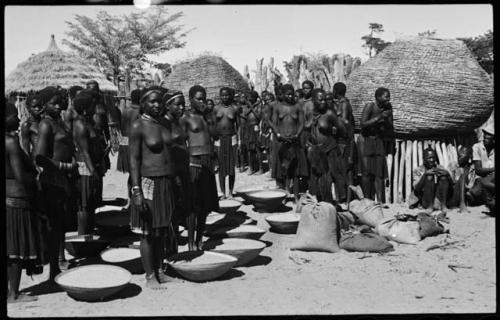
top-left (447, 146), bottom-right (475, 212)
top-left (409, 148), bottom-right (453, 213)
top-left (467, 125), bottom-right (495, 213)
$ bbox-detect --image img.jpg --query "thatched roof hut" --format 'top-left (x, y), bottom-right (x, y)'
top-left (5, 35), bottom-right (117, 94)
top-left (163, 55), bottom-right (250, 103)
top-left (346, 37), bottom-right (494, 138)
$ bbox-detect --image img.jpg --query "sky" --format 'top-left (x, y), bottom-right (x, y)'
top-left (4, 4), bottom-right (493, 78)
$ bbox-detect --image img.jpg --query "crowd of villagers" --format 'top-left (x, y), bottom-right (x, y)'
top-left (6, 78), bottom-right (495, 301)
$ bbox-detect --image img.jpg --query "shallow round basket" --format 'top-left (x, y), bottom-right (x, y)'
top-left (101, 197), bottom-right (128, 207)
top-left (208, 225), bottom-right (266, 240)
top-left (235, 185), bottom-right (278, 202)
top-left (55, 264), bottom-right (131, 302)
top-left (205, 213), bottom-right (255, 229)
top-left (100, 247), bottom-right (144, 274)
top-left (168, 251), bottom-right (237, 282)
top-left (265, 213), bottom-right (300, 234)
top-left (65, 235), bottom-right (110, 258)
top-left (216, 199), bottom-right (242, 214)
top-left (246, 190), bottom-right (287, 212)
top-left (202, 238), bottom-right (266, 267)
top-left (95, 210), bottom-right (132, 238)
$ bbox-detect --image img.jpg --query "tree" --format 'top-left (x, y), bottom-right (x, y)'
top-left (418, 29), bottom-right (437, 37)
top-left (458, 30), bottom-right (493, 75)
top-left (361, 23), bottom-right (391, 58)
top-left (63, 6), bottom-right (190, 89)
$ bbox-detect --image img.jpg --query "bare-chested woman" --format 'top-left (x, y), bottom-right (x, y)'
top-left (236, 92), bottom-right (249, 173)
top-left (163, 90), bottom-right (190, 255)
top-left (116, 89), bottom-right (141, 175)
top-left (20, 94), bottom-right (46, 157)
top-left (129, 88), bottom-right (178, 288)
top-left (245, 91), bottom-right (263, 175)
top-left (61, 85), bottom-right (83, 134)
top-left (306, 88), bottom-right (346, 203)
top-left (360, 87), bottom-right (394, 202)
top-left (6, 103), bottom-right (39, 303)
top-left (72, 89), bottom-right (108, 235)
top-left (214, 87), bottom-right (239, 198)
top-left (180, 85), bottom-right (219, 251)
top-left (269, 84), bottom-right (308, 202)
top-left (34, 87), bottom-right (77, 280)
top-left (333, 82), bottom-right (355, 203)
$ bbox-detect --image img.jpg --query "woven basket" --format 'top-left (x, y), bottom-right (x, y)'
top-left (55, 265), bottom-right (131, 302)
top-left (246, 190), bottom-right (287, 212)
top-left (163, 55), bottom-right (250, 103)
top-left (100, 247), bottom-right (144, 274)
top-left (216, 199), bottom-right (242, 214)
top-left (208, 225), bottom-right (266, 240)
top-left (168, 251), bottom-right (237, 282)
top-left (95, 209), bottom-right (132, 238)
top-left (64, 235), bottom-right (110, 258)
top-left (203, 238), bottom-right (266, 267)
top-left (265, 213), bottom-right (300, 234)
top-left (346, 37), bottom-right (493, 138)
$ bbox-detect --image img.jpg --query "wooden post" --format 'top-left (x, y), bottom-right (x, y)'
top-left (385, 153), bottom-right (393, 204)
top-left (417, 140), bottom-right (423, 167)
top-left (435, 141), bottom-right (444, 166)
top-left (405, 140), bottom-right (412, 203)
top-left (393, 140), bottom-right (399, 204)
top-left (441, 142), bottom-right (449, 169)
top-left (398, 140), bottom-right (406, 203)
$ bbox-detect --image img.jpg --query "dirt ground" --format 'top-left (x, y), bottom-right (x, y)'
top-left (8, 154), bottom-right (496, 317)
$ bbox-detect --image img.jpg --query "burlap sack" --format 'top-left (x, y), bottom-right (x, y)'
top-left (349, 199), bottom-right (385, 228)
top-left (348, 185), bottom-right (385, 227)
top-left (291, 201), bottom-right (340, 253)
top-left (376, 218), bottom-right (421, 244)
top-left (339, 232), bottom-right (394, 253)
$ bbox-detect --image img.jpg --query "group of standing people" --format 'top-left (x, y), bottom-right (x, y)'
top-left (6, 81), bottom-right (110, 302)
top-left (6, 76), bottom-right (495, 300)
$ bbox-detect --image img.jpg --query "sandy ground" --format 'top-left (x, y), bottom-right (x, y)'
top-left (8, 154), bottom-right (496, 316)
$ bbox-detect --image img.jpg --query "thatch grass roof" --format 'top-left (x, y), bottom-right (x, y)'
top-left (162, 54), bottom-right (250, 103)
top-left (5, 35), bottom-right (117, 94)
top-left (346, 37), bottom-right (494, 138)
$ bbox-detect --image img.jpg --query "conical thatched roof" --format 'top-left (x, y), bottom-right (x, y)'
top-left (5, 35), bottom-right (117, 94)
top-left (163, 55), bottom-right (250, 102)
top-left (346, 37), bottom-right (494, 138)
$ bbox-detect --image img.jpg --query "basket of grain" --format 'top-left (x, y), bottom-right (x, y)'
top-left (207, 225), bottom-right (266, 240)
top-left (167, 251), bottom-right (237, 282)
top-left (235, 185), bottom-right (278, 202)
top-left (100, 197), bottom-right (128, 207)
top-left (246, 189), bottom-right (287, 212)
top-left (265, 213), bottom-right (300, 234)
top-left (205, 213), bottom-right (255, 231)
top-left (216, 199), bottom-right (242, 214)
top-left (55, 264), bottom-right (131, 302)
top-left (65, 235), bottom-right (110, 258)
top-left (95, 209), bottom-right (132, 238)
top-left (100, 247), bottom-right (144, 274)
top-left (202, 238), bottom-right (266, 267)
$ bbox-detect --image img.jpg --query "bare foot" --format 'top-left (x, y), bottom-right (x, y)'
top-left (8, 293), bottom-right (38, 303)
top-left (195, 240), bottom-right (204, 251)
top-left (145, 274), bottom-right (164, 290)
top-left (424, 207), bottom-right (434, 214)
top-left (157, 270), bottom-right (182, 284)
top-left (59, 259), bottom-right (70, 271)
top-left (458, 206), bottom-right (471, 214)
top-left (49, 268), bottom-right (62, 282)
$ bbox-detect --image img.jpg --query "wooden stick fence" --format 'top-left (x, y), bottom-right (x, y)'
top-left (383, 135), bottom-right (477, 204)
